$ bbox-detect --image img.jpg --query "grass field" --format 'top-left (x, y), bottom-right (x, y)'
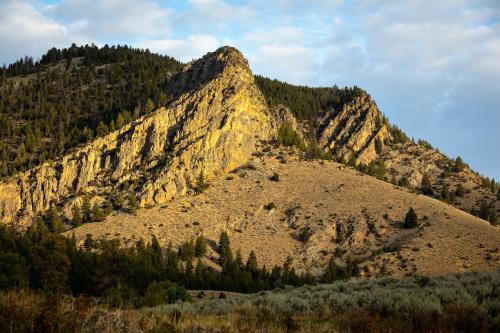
top-left (2, 270), bottom-right (499, 332)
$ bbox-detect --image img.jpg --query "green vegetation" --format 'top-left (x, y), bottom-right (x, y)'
top-left (421, 173), bottom-right (434, 196)
top-left (194, 172), bottom-right (210, 194)
top-left (269, 172), bottom-right (280, 182)
top-left (356, 159), bottom-right (387, 180)
top-left (0, 44), bottom-right (182, 179)
top-left (0, 225), bottom-right (347, 311)
top-left (452, 156), bottom-right (467, 172)
top-left (404, 207), bottom-right (418, 229)
top-left (128, 194), bottom-right (139, 213)
top-left (478, 200), bottom-right (497, 225)
top-left (388, 124), bottom-right (410, 144)
top-left (3, 271), bottom-right (498, 333)
top-left (275, 123), bottom-right (331, 160)
top-left (276, 123), bottom-right (305, 149)
top-left (298, 226), bottom-right (312, 242)
top-left (255, 75), bottom-right (364, 119)
top-left (194, 235), bottom-right (207, 257)
top-left (374, 137), bottom-right (383, 154)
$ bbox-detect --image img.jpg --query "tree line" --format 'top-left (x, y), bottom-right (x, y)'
top-left (0, 44), bottom-right (182, 179)
top-left (0, 224), bottom-right (359, 308)
top-left (255, 75), bottom-right (364, 119)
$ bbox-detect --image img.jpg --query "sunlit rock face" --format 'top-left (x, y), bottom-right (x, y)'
top-left (0, 46), bottom-right (275, 225)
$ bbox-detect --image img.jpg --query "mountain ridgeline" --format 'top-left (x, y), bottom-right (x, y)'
top-left (0, 45), bottom-right (498, 227)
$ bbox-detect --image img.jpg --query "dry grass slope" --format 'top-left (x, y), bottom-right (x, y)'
top-left (68, 145), bottom-right (500, 276)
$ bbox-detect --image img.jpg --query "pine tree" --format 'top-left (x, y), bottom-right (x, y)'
top-left (103, 200), bottom-right (113, 215)
top-left (194, 234), bottom-right (207, 257)
top-left (194, 172), bottom-right (209, 194)
top-left (128, 194), bottom-right (138, 213)
top-left (455, 183), bottom-right (465, 197)
top-left (453, 156), bottom-right (466, 172)
top-left (375, 137), bottom-right (383, 154)
top-left (71, 204), bottom-right (82, 227)
top-left (144, 98), bottom-right (155, 113)
top-left (246, 250), bottom-right (258, 273)
top-left (96, 121), bottom-right (109, 137)
top-left (441, 183), bottom-right (449, 201)
top-left (48, 205), bottom-right (63, 233)
top-left (404, 207), bottom-right (418, 229)
top-left (116, 113), bottom-right (125, 128)
top-left (218, 231), bottom-right (233, 265)
top-left (91, 203), bottom-right (104, 222)
top-left (421, 173), bottom-right (433, 196)
top-left (36, 217), bottom-right (48, 236)
top-left (83, 234), bottom-right (94, 251)
top-left (82, 193), bottom-right (91, 223)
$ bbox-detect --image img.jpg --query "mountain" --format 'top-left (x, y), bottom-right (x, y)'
top-left (0, 46), bottom-right (498, 277)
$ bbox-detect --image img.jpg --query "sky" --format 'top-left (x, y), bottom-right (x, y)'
top-left (0, 0), bottom-right (499, 179)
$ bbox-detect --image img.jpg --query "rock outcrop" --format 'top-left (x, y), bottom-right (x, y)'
top-left (0, 47), bottom-right (275, 225)
top-left (317, 93), bottom-right (390, 164)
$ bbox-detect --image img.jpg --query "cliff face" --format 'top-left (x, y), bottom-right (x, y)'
top-left (0, 47), bottom-right (275, 225)
top-left (317, 93), bottom-right (390, 164)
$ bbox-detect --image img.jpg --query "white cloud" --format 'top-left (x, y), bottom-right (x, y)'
top-left (43, 0), bottom-right (172, 41)
top-left (248, 44), bottom-right (318, 84)
top-left (0, 0), bottom-right (69, 63)
top-left (136, 34), bottom-right (221, 62)
top-left (186, 0), bottom-right (255, 22)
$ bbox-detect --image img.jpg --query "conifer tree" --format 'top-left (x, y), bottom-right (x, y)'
top-left (218, 231), bottom-right (233, 265)
top-left (246, 250), bottom-right (258, 273)
top-left (404, 207), bottom-right (418, 229)
top-left (421, 173), bottom-right (433, 196)
top-left (145, 98), bottom-right (155, 113)
top-left (82, 193), bottom-right (91, 223)
top-left (194, 234), bottom-right (207, 257)
top-left (375, 137), bottom-right (383, 154)
top-left (47, 205), bottom-right (63, 233)
top-left (71, 204), bottom-right (82, 227)
top-left (91, 203), bottom-right (104, 222)
top-left (128, 194), bottom-right (139, 213)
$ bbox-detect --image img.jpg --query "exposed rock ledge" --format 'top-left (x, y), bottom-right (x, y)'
top-left (317, 93), bottom-right (390, 164)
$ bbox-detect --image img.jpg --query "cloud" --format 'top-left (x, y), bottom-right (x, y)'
top-left (0, 0), bottom-right (69, 63)
top-left (43, 0), bottom-right (172, 41)
top-left (136, 34), bottom-right (221, 62)
top-left (248, 44), bottom-right (318, 84)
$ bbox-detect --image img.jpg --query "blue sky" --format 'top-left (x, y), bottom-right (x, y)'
top-left (1, 0), bottom-right (499, 179)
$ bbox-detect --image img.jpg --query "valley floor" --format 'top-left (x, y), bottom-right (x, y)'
top-left (2, 271), bottom-right (499, 333)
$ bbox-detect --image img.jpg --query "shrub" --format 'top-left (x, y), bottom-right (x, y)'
top-left (269, 172), bottom-right (280, 182)
top-left (398, 176), bottom-right (410, 188)
top-left (264, 202), bottom-right (276, 210)
top-left (194, 173), bottom-right (209, 194)
top-left (276, 123), bottom-right (305, 150)
top-left (128, 194), bottom-right (139, 213)
top-left (455, 183), bottom-right (465, 197)
top-left (298, 227), bottom-right (312, 242)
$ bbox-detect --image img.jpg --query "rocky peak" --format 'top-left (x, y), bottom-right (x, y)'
top-left (0, 46), bottom-right (275, 225)
top-left (316, 93), bottom-right (390, 163)
top-left (166, 46), bottom-right (252, 97)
